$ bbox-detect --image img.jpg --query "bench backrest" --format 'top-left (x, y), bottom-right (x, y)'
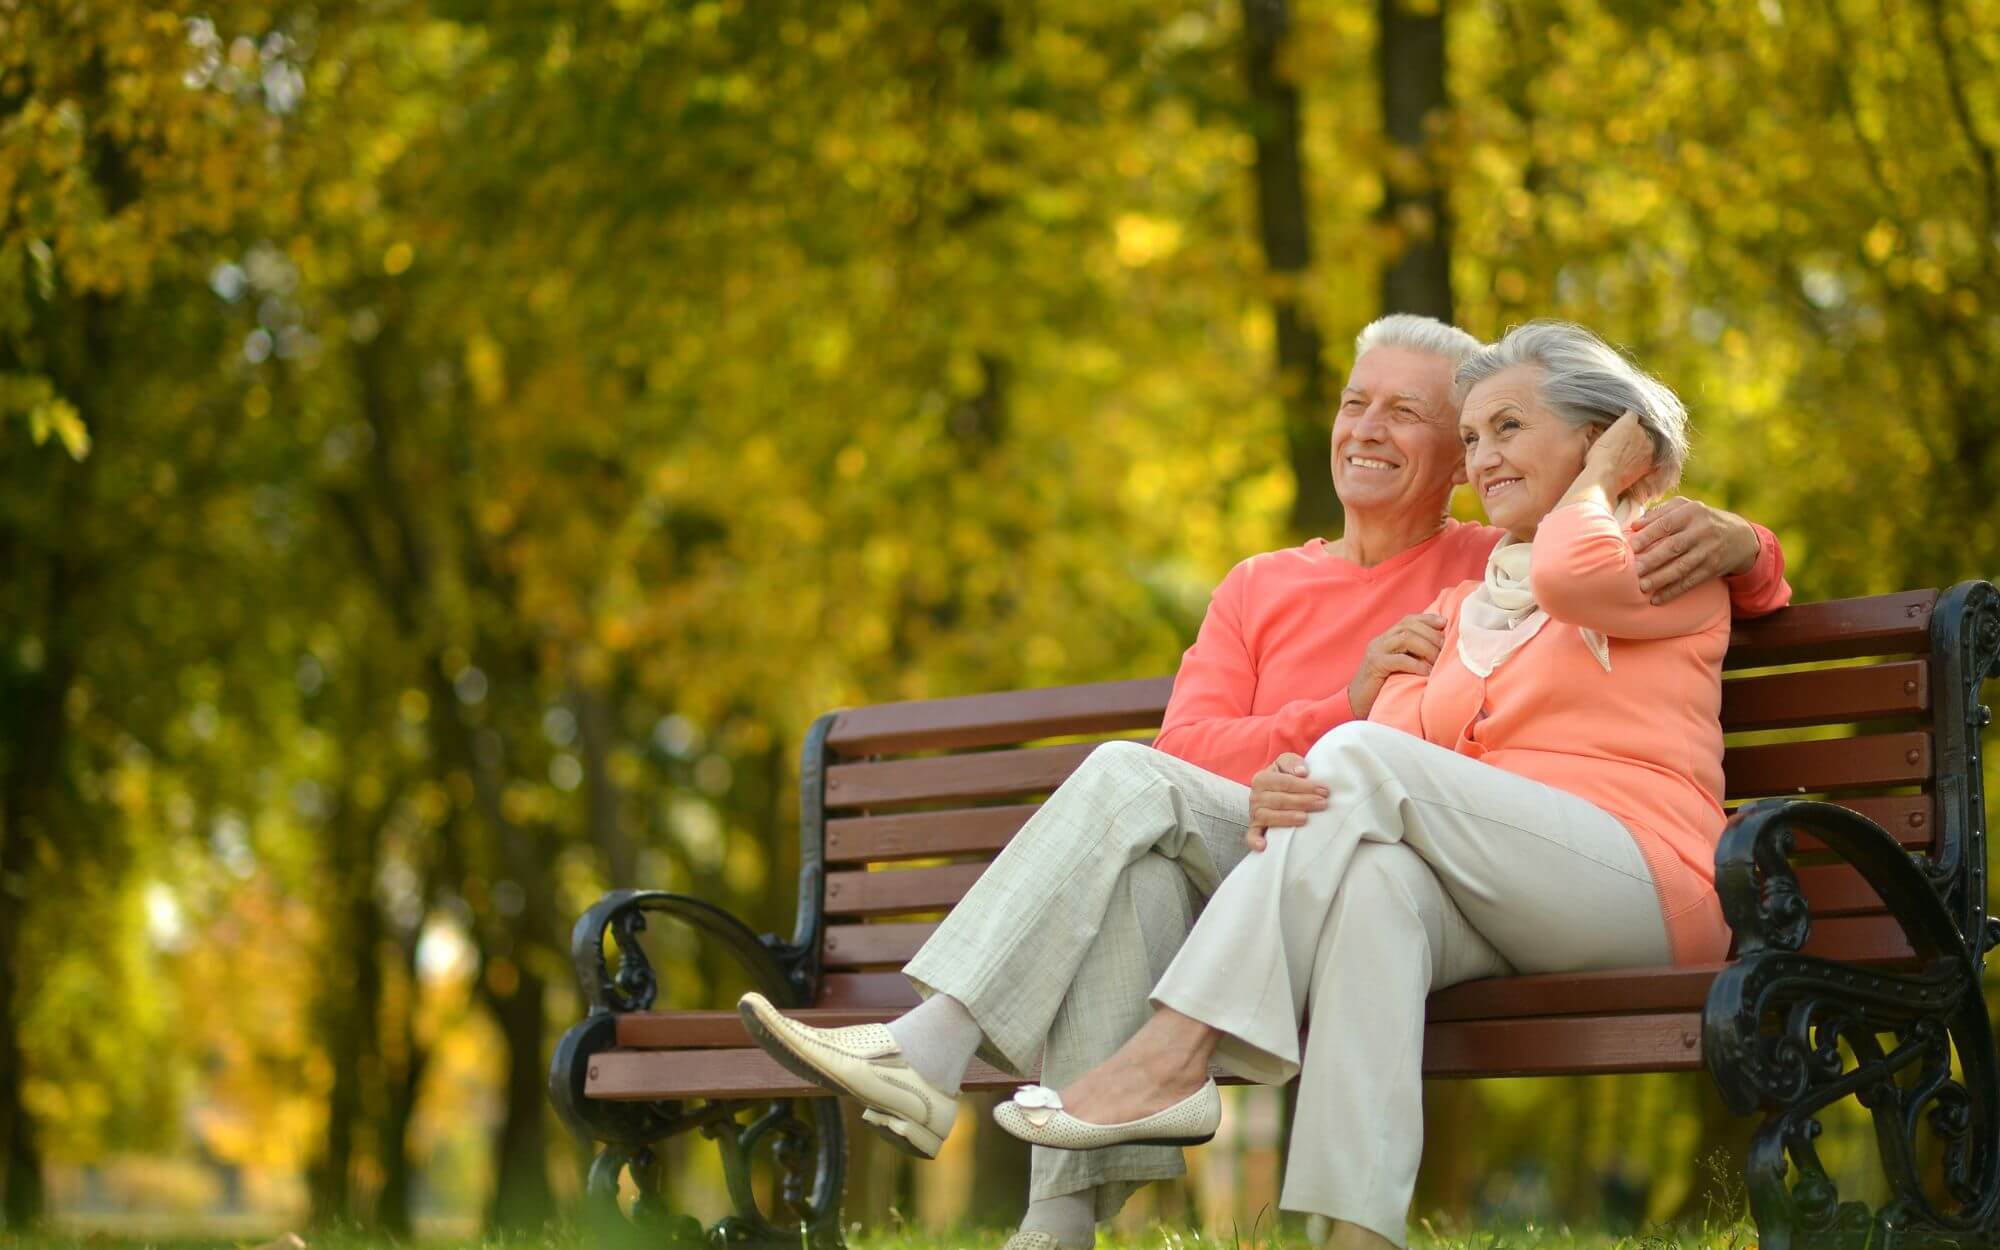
top-left (793, 586), bottom-right (1996, 1008)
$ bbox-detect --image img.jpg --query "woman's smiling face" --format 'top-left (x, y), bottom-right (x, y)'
top-left (1459, 365), bottom-right (1597, 541)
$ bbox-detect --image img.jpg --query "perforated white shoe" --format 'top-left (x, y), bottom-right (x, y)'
top-left (737, 992), bottom-right (957, 1158)
top-left (991, 1079), bottom-right (1221, 1150)
top-left (997, 1232), bottom-right (1065, 1250)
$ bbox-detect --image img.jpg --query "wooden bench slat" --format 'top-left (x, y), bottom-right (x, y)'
top-left (825, 742), bottom-right (1107, 810)
top-left (1720, 660), bottom-right (1927, 731)
top-left (824, 922), bottom-right (940, 967)
top-left (1423, 1012), bottom-right (1706, 1077)
top-left (1793, 863), bottom-right (1892, 917)
top-left (825, 863), bottom-right (988, 918)
top-left (830, 860), bottom-right (1898, 926)
top-left (1723, 590), bottom-right (1935, 668)
top-left (617, 1009), bottom-right (893, 1049)
top-left (616, 968), bottom-right (1730, 1053)
top-left (822, 795), bottom-right (1935, 877)
top-left (1796, 912), bottom-right (1913, 962)
top-left (587, 1048), bottom-right (1024, 1101)
top-left (826, 806), bottom-right (1038, 865)
top-left (587, 1010), bottom-right (1714, 1099)
top-left (1426, 966), bottom-right (1716, 1022)
top-left (817, 857), bottom-right (1917, 968)
top-left (827, 677), bottom-right (1175, 758)
top-left (819, 860), bottom-right (1902, 937)
top-left (1792, 794), bottom-right (1933, 849)
top-left (825, 733), bottom-right (1930, 811)
top-left (815, 913), bottom-right (1916, 1007)
top-left (818, 972), bottom-right (924, 1009)
top-left (1723, 732), bottom-right (1930, 798)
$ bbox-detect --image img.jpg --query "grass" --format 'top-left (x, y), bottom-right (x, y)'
top-left (0, 1223), bottom-right (1762, 1250)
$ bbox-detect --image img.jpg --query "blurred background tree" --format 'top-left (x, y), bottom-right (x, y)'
top-left (2, 0), bottom-right (1995, 1238)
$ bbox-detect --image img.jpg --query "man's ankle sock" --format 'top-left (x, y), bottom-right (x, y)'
top-left (1019, 1188), bottom-right (1096, 1250)
top-left (885, 993), bottom-right (981, 1095)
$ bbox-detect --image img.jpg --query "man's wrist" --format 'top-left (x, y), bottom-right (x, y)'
top-left (1725, 513), bottom-right (1762, 576)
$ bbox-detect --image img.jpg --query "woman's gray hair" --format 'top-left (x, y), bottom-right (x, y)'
top-left (1454, 320), bottom-right (1690, 495)
top-left (1355, 313), bottom-right (1484, 369)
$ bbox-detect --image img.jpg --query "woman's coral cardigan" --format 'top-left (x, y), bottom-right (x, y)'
top-left (1369, 500), bottom-right (1788, 965)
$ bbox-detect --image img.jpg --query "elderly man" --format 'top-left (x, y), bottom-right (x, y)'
top-left (740, 315), bottom-right (1788, 1250)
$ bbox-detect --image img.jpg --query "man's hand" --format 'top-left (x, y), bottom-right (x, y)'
top-left (1629, 498), bottom-right (1761, 605)
top-left (1246, 752), bottom-right (1328, 852)
top-left (1348, 613), bottom-right (1446, 718)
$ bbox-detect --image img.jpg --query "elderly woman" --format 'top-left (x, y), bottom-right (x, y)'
top-left (986, 322), bottom-right (1741, 1249)
top-left (740, 316), bottom-right (1784, 1250)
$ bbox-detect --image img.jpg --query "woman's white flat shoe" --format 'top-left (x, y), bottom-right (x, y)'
top-left (991, 1079), bottom-right (1221, 1151)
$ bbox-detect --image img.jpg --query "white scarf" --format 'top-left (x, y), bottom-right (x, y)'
top-left (1457, 501), bottom-right (1632, 677)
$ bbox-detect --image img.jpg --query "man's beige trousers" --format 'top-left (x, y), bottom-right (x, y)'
top-left (902, 724), bottom-right (1669, 1240)
top-left (902, 739), bottom-right (1250, 1219)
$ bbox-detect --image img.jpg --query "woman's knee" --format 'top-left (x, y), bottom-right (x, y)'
top-left (1302, 720), bottom-right (1404, 781)
top-left (1316, 844), bottom-right (1445, 970)
top-left (1341, 842), bottom-right (1439, 914)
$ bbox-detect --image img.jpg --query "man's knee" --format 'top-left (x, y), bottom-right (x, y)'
top-left (1068, 739), bottom-right (1206, 806)
top-left (1123, 853), bottom-right (1197, 930)
top-left (1076, 737), bottom-right (1162, 781)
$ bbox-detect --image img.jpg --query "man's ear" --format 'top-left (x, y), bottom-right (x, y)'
top-left (1451, 458), bottom-right (1469, 485)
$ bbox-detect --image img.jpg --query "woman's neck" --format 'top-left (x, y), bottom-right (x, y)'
top-left (1330, 509), bottom-right (1450, 568)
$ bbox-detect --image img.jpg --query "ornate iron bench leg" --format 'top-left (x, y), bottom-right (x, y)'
top-left (551, 890), bottom-right (847, 1247)
top-left (1705, 801), bottom-right (2000, 1250)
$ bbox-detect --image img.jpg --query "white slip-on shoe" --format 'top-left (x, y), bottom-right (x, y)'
top-left (736, 992), bottom-right (956, 1158)
top-left (990, 1079), bottom-right (1221, 1151)
top-left (997, 1232), bottom-right (1065, 1250)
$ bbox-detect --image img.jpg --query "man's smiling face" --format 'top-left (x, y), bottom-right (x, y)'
top-left (1329, 345), bottom-right (1465, 519)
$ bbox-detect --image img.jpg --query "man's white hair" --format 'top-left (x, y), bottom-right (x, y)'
top-left (1354, 313), bottom-right (1484, 368)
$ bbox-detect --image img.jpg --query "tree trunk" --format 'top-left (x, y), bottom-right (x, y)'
top-left (0, 753), bottom-right (35, 1232)
top-left (1411, 1082), bottom-right (1480, 1222)
top-left (0, 826), bottom-right (43, 1230)
top-left (374, 1006), bottom-right (427, 1237)
top-left (310, 1006), bottom-right (362, 1227)
top-left (1241, 0), bottom-right (1339, 541)
top-left (1377, 0), bottom-right (1454, 322)
top-left (0, 567), bottom-right (74, 1231)
top-left (967, 1095), bottom-right (1035, 1226)
top-left (312, 799), bottom-right (385, 1228)
top-left (375, 858), bottom-right (431, 1237)
top-left (572, 680), bottom-right (636, 889)
top-left (1671, 1072), bottom-right (1756, 1225)
top-left (486, 962), bottom-right (554, 1232)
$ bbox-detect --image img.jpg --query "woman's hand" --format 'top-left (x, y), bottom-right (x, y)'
top-left (1347, 613), bottom-right (1447, 718)
top-left (1582, 410), bottom-right (1658, 498)
top-left (1246, 752), bottom-right (1327, 852)
top-left (1559, 410), bottom-right (1658, 514)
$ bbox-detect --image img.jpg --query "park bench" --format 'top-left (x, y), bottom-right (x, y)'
top-left (551, 581), bottom-right (2000, 1250)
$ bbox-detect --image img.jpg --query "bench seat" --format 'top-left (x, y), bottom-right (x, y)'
top-left (586, 935), bottom-right (1928, 1103)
